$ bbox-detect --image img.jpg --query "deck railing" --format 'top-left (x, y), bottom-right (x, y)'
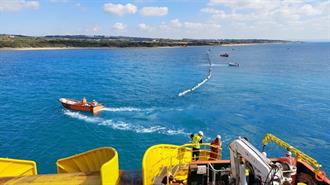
top-left (142, 143), bottom-right (222, 185)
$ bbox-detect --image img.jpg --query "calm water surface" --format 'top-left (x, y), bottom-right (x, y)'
top-left (0, 43), bottom-right (329, 174)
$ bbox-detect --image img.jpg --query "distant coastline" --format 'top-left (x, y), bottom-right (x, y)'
top-left (0, 47), bottom-right (80, 51)
top-left (0, 43), bottom-right (281, 51)
top-left (0, 34), bottom-right (291, 49)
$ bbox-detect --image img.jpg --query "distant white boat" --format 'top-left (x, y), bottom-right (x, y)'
top-left (228, 62), bottom-right (239, 67)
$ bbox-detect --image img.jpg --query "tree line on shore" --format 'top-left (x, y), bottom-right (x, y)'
top-left (0, 34), bottom-right (290, 48)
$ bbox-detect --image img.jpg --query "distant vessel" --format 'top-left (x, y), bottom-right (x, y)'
top-left (59, 98), bottom-right (104, 114)
top-left (220, 53), bottom-right (229, 57)
top-left (228, 62), bottom-right (239, 67)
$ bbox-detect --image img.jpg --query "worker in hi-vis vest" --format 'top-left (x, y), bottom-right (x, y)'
top-left (191, 131), bottom-right (203, 160)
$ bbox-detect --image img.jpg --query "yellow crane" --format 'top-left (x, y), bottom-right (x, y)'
top-left (262, 133), bottom-right (326, 181)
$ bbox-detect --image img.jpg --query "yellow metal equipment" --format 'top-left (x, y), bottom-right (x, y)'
top-left (142, 143), bottom-right (222, 185)
top-left (57, 147), bottom-right (119, 185)
top-left (262, 133), bottom-right (323, 172)
top-left (0, 172), bottom-right (101, 185)
top-left (0, 158), bottom-right (37, 177)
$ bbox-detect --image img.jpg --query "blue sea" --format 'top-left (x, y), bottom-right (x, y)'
top-left (0, 43), bottom-right (329, 174)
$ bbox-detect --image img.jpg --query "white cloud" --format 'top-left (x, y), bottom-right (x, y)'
top-left (201, 8), bottom-right (227, 19)
top-left (140, 6), bottom-right (168, 16)
top-left (112, 22), bottom-right (127, 30)
top-left (199, 0), bottom-right (330, 40)
top-left (209, 0), bottom-right (277, 10)
top-left (184, 21), bottom-right (221, 30)
top-left (83, 25), bottom-right (101, 34)
top-left (201, 7), bottom-right (223, 14)
top-left (138, 23), bottom-right (152, 31)
top-left (103, 3), bottom-right (137, 16)
top-left (180, 21), bottom-right (221, 39)
top-left (92, 25), bottom-right (100, 33)
top-left (133, 19), bottom-right (221, 39)
top-left (170, 19), bottom-right (182, 28)
top-left (204, 0), bottom-right (328, 23)
top-left (300, 4), bottom-right (320, 16)
top-left (0, 0), bottom-right (39, 11)
top-left (49, 0), bottom-right (69, 3)
top-left (25, 1), bottom-right (39, 9)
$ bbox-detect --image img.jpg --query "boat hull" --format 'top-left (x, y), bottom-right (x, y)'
top-left (59, 98), bottom-right (104, 114)
top-left (228, 62), bottom-right (239, 67)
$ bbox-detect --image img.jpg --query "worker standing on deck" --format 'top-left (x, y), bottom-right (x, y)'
top-left (210, 135), bottom-right (222, 160)
top-left (192, 131), bottom-right (203, 160)
top-left (277, 151), bottom-right (297, 182)
top-left (286, 151), bottom-right (296, 166)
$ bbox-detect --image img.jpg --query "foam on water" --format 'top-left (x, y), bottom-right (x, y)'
top-left (63, 110), bottom-right (188, 136)
top-left (200, 64), bottom-right (227, 67)
top-left (63, 110), bottom-right (102, 123)
top-left (178, 50), bottom-right (213, 97)
top-left (102, 107), bottom-right (143, 112)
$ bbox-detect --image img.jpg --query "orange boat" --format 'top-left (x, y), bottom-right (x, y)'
top-left (59, 97), bottom-right (104, 114)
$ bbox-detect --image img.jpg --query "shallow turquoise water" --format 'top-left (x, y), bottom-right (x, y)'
top-left (0, 43), bottom-right (329, 174)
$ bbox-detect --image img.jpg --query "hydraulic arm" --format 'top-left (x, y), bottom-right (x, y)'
top-left (262, 133), bottom-right (322, 171)
top-left (229, 137), bottom-right (285, 185)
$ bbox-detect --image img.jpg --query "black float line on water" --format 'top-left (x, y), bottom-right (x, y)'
top-left (177, 49), bottom-right (213, 97)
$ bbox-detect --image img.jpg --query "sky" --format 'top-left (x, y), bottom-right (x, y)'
top-left (0, 0), bottom-right (329, 40)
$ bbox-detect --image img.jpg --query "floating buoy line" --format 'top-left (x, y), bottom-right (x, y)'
top-left (177, 49), bottom-right (213, 97)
